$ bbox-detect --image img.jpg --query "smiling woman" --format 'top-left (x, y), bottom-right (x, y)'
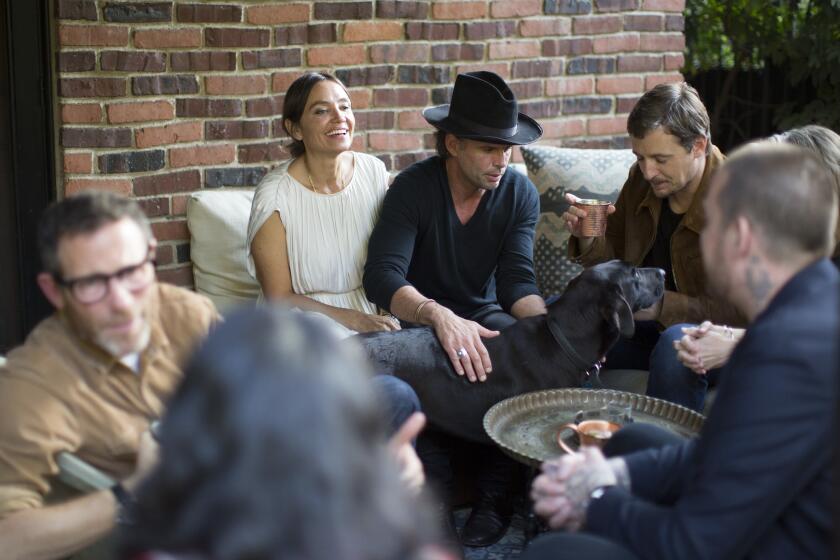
top-left (246, 72), bottom-right (399, 337)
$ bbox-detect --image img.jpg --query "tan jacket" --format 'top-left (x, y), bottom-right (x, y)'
top-left (0, 283), bottom-right (219, 517)
top-left (569, 146), bottom-right (747, 328)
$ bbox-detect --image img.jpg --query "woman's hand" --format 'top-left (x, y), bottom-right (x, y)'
top-left (339, 308), bottom-right (401, 333)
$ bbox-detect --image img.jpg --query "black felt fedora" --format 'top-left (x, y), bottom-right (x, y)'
top-left (422, 71), bottom-right (543, 145)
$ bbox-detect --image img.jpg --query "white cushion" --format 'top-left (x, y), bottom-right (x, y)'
top-left (521, 146), bottom-right (637, 295)
top-left (187, 190), bottom-right (261, 313)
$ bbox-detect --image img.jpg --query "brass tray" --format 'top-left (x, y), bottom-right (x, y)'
top-left (483, 389), bottom-right (705, 467)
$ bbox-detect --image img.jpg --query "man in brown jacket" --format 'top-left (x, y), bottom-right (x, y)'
top-left (563, 82), bottom-right (746, 411)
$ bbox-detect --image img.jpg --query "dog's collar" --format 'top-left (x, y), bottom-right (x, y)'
top-left (547, 318), bottom-right (601, 379)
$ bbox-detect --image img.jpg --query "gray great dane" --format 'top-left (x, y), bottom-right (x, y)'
top-left (353, 260), bottom-right (665, 443)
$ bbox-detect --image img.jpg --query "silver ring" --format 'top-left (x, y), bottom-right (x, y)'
top-left (456, 347), bottom-right (467, 359)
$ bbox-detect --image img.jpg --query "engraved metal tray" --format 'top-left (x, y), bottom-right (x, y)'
top-left (484, 389), bottom-right (705, 467)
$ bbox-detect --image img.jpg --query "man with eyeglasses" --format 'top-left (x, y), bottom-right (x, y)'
top-left (0, 191), bottom-right (219, 559)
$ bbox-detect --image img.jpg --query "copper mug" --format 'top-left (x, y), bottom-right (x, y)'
top-left (557, 419), bottom-right (621, 454)
top-left (573, 199), bottom-right (610, 237)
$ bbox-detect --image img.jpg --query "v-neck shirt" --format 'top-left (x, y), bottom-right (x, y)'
top-left (642, 199), bottom-right (683, 291)
top-left (364, 156), bottom-right (541, 319)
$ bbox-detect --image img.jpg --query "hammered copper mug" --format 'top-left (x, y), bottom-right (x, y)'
top-left (557, 419), bottom-right (621, 454)
top-left (573, 199), bottom-right (611, 237)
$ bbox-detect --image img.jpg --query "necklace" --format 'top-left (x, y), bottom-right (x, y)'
top-left (305, 158), bottom-right (346, 194)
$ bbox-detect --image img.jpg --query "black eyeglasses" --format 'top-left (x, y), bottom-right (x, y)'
top-left (56, 254), bottom-right (156, 304)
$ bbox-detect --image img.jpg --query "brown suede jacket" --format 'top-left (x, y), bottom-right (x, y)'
top-left (569, 145), bottom-right (747, 328)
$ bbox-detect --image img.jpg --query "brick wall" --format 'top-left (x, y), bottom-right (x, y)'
top-left (54, 0), bottom-right (686, 286)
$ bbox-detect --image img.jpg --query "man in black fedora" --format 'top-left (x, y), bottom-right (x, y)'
top-left (364, 71), bottom-right (546, 547)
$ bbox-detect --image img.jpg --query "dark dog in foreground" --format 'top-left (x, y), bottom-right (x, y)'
top-left (353, 261), bottom-right (665, 443)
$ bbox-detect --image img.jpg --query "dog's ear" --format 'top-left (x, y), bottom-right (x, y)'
top-left (601, 287), bottom-right (635, 338)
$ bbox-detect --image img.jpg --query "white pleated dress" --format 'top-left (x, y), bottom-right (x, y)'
top-left (246, 152), bottom-right (389, 338)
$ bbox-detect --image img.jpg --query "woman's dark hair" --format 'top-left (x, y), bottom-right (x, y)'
top-left (121, 306), bottom-right (435, 560)
top-left (282, 72), bottom-right (348, 159)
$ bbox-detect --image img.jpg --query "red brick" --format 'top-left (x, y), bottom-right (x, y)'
top-left (59, 78), bottom-right (126, 98)
top-left (520, 17), bottom-right (571, 37)
top-left (171, 195), bottom-right (189, 216)
top-left (156, 245), bottom-right (175, 267)
top-left (488, 40), bottom-right (541, 60)
top-left (137, 197), bottom-right (170, 219)
top-left (56, 0), bottom-right (98, 21)
top-left (152, 220), bottom-right (189, 242)
top-left (594, 0), bottom-right (641, 10)
top-left (63, 152), bottom-right (92, 174)
top-left (596, 75), bottom-right (643, 94)
top-left (136, 121), bottom-right (203, 148)
top-left (432, 2), bottom-right (487, 20)
top-left (542, 37), bottom-right (592, 56)
top-left (406, 22), bottom-right (460, 40)
top-left (431, 43), bottom-right (484, 62)
top-left (664, 53), bottom-right (685, 71)
top-left (100, 50), bottom-right (166, 72)
top-left (205, 75), bottom-right (267, 95)
top-left (176, 4), bottom-right (242, 23)
top-left (307, 45), bottom-right (366, 66)
top-left (241, 49), bottom-right (301, 70)
top-left (368, 132), bottom-right (422, 151)
top-left (593, 34), bottom-right (641, 54)
top-left (314, 2), bottom-right (373, 19)
top-left (134, 169), bottom-right (201, 195)
top-left (373, 88), bottom-right (428, 107)
top-left (134, 29), bottom-right (202, 49)
top-left (156, 265), bottom-right (193, 287)
top-left (348, 89), bottom-right (373, 109)
top-left (398, 110), bottom-right (431, 130)
top-left (617, 54), bottom-right (661, 72)
top-left (642, 0), bottom-right (685, 11)
top-left (205, 28), bottom-right (270, 48)
top-left (455, 62), bottom-right (510, 78)
top-left (546, 76), bottom-right (594, 96)
top-left (246, 3), bottom-right (309, 24)
top-left (61, 127), bottom-right (132, 148)
top-left (617, 95), bottom-right (641, 113)
top-left (344, 21), bottom-right (403, 42)
top-left (246, 95), bottom-right (285, 117)
top-left (377, 1), bottom-right (430, 18)
top-left (61, 103), bottom-right (101, 124)
top-left (238, 141), bottom-right (287, 163)
top-left (205, 120), bottom-right (269, 140)
top-left (463, 20), bottom-right (516, 40)
top-left (59, 24), bottom-right (129, 46)
top-left (169, 144), bottom-right (236, 168)
top-left (541, 118), bottom-right (586, 138)
top-left (624, 14), bottom-right (662, 32)
top-left (572, 15), bottom-right (622, 34)
top-left (645, 73), bottom-right (684, 89)
top-left (58, 51), bottom-right (96, 72)
top-left (272, 71), bottom-right (302, 94)
top-left (170, 51), bottom-right (237, 71)
top-left (491, 0), bottom-right (541, 17)
top-left (176, 98), bottom-right (242, 118)
top-left (65, 178), bottom-right (132, 196)
top-left (588, 115), bottom-right (628, 135)
top-left (355, 110), bottom-right (395, 130)
top-left (370, 43), bottom-right (429, 63)
top-left (640, 33), bottom-right (685, 52)
top-left (107, 100), bottom-right (174, 124)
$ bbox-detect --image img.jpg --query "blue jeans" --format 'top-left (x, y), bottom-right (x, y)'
top-left (371, 375), bottom-right (421, 436)
top-left (605, 322), bottom-right (719, 412)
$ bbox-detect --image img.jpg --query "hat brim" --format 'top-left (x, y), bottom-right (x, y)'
top-left (422, 105), bottom-right (543, 145)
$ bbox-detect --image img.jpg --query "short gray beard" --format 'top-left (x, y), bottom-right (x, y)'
top-left (96, 322), bottom-right (151, 358)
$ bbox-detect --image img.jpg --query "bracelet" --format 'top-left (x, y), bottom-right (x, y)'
top-left (414, 298), bottom-right (435, 323)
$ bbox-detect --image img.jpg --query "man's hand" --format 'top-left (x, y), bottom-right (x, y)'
top-left (674, 321), bottom-right (741, 374)
top-left (388, 412), bottom-right (426, 495)
top-left (633, 294), bottom-right (663, 322)
top-left (562, 193), bottom-right (616, 238)
top-left (530, 447), bottom-right (619, 531)
top-left (427, 304), bottom-right (499, 382)
top-left (124, 429), bottom-right (159, 493)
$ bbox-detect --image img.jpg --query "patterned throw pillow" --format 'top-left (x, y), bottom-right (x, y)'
top-left (521, 145), bottom-right (637, 296)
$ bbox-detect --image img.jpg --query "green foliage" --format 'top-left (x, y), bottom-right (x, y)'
top-left (684, 0), bottom-right (840, 129)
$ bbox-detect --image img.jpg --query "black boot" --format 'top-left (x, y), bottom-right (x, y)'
top-left (460, 492), bottom-right (513, 547)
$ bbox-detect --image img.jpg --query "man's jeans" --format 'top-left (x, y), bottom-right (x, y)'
top-left (605, 321), bottom-right (719, 412)
top-left (372, 375), bottom-right (421, 436)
